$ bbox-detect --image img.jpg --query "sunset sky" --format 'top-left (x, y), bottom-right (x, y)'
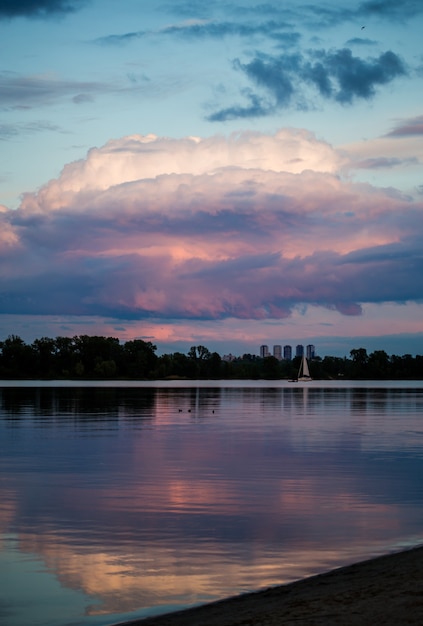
top-left (1, 0), bottom-right (423, 357)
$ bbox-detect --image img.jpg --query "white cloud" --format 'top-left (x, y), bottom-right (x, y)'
top-left (20, 129), bottom-right (344, 212)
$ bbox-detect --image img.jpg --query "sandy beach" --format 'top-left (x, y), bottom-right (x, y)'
top-left (116, 544), bottom-right (423, 625)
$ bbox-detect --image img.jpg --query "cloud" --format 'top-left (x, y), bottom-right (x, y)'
top-left (208, 48), bottom-right (406, 120)
top-left (166, 1), bottom-right (423, 30)
top-left (0, 70), bottom-right (180, 111)
top-left (91, 5), bottom-right (411, 123)
top-left (206, 91), bottom-right (274, 121)
top-left (19, 129), bottom-right (342, 201)
top-left (352, 156), bottom-right (419, 170)
top-left (0, 0), bottom-right (86, 19)
top-left (159, 17), bottom-right (301, 51)
top-left (1, 131), bottom-right (422, 325)
top-left (95, 30), bottom-right (147, 46)
top-left (236, 55), bottom-right (299, 106)
top-left (72, 93), bottom-right (95, 104)
top-left (95, 17), bottom-right (298, 46)
top-left (317, 49), bottom-right (406, 103)
top-left (385, 115), bottom-right (423, 137)
top-left (0, 120), bottom-right (62, 140)
top-left (357, 0), bottom-right (423, 20)
top-left (345, 37), bottom-right (377, 46)
top-left (0, 71), bottom-right (108, 108)
top-left (162, 18), bottom-right (285, 39)
top-left (94, 0), bottom-right (423, 48)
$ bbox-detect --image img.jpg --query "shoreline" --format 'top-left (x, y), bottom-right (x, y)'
top-left (114, 544), bottom-right (423, 625)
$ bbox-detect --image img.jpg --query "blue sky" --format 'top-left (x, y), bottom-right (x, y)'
top-left (0, 0), bottom-right (423, 357)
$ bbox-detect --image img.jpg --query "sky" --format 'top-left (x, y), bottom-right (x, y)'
top-left (0, 0), bottom-right (423, 358)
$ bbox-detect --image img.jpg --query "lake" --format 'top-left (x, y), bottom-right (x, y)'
top-left (1, 380), bottom-right (423, 626)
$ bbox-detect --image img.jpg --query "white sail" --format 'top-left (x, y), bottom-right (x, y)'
top-left (298, 355), bottom-right (312, 381)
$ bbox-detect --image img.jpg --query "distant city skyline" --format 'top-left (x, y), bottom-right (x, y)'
top-left (260, 344), bottom-right (316, 360)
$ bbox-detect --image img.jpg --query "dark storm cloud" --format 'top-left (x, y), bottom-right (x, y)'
top-left (0, 0), bottom-right (86, 18)
top-left (209, 48), bottom-right (406, 120)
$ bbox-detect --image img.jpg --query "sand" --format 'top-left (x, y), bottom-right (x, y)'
top-left (115, 544), bottom-right (423, 625)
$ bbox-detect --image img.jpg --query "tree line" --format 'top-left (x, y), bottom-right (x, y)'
top-left (0, 335), bottom-right (422, 380)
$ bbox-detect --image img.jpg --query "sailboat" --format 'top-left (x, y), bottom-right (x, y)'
top-left (297, 354), bottom-right (312, 382)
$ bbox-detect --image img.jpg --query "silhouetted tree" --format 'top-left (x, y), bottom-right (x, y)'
top-left (32, 337), bottom-right (57, 378)
top-left (368, 350), bottom-right (390, 379)
top-left (0, 335), bottom-right (35, 377)
top-left (54, 336), bottom-right (78, 377)
top-left (320, 356), bottom-right (348, 379)
top-left (73, 335), bottom-right (121, 377)
top-left (349, 348), bottom-right (369, 378)
top-left (122, 339), bottom-right (157, 378)
top-left (262, 355), bottom-right (280, 378)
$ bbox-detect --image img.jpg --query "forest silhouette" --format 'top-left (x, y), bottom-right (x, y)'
top-left (0, 335), bottom-right (422, 380)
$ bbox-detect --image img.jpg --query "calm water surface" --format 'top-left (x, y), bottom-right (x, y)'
top-left (1, 380), bottom-right (423, 626)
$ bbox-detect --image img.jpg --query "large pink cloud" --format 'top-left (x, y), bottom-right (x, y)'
top-left (1, 129), bottom-right (422, 323)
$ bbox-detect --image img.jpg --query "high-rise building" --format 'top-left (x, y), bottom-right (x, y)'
top-left (306, 344), bottom-right (315, 359)
top-left (260, 343), bottom-right (315, 360)
top-left (283, 345), bottom-right (292, 360)
top-left (260, 345), bottom-right (269, 358)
